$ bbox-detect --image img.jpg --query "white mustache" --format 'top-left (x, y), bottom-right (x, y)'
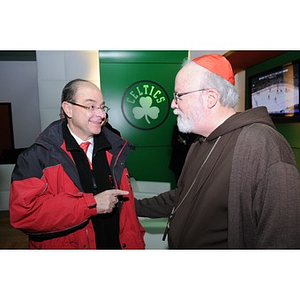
top-left (173, 109), bottom-right (182, 116)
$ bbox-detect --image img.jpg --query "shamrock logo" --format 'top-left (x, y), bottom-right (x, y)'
top-left (132, 96), bottom-right (160, 124)
top-left (122, 80), bottom-right (170, 130)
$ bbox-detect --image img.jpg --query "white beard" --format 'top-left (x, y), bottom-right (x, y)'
top-left (173, 109), bottom-right (194, 133)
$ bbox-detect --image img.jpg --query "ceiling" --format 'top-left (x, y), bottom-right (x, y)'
top-left (224, 51), bottom-right (286, 74)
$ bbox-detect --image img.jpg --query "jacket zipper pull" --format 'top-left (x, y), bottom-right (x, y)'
top-left (109, 175), bottom-right (115, 188)
top-left (91, 170), bottom-right (98, 190)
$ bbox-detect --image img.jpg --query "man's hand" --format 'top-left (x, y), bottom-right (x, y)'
top-left (94, 189), bottom-right (129, 214)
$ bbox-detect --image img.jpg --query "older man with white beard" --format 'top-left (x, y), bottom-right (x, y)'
top-left (135, 54), bottom-right (300, 249)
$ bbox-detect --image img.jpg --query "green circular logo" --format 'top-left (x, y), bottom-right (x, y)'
top-left (121, 80), bottom-right (170, 130)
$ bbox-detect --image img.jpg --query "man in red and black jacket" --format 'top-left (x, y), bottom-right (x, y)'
top-left (9, 79), bottom-right (145, 249)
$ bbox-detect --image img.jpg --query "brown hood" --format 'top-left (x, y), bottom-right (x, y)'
top-left (207, 107), bottom-right (275, 141)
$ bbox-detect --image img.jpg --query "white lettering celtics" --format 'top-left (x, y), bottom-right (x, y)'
top-left (122, 80), bottom-right (170, 130)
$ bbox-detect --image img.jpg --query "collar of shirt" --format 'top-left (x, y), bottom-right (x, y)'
top-left (67, 124), bottom-right (94, 161)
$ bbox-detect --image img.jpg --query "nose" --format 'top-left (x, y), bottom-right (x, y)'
top-left (95, 107), bottom-right (106, 118)
top-left (171, 98), bottom-right (177, 109)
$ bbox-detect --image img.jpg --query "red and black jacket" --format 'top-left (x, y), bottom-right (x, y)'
top-left (9, 119), bottom-right (145, 249)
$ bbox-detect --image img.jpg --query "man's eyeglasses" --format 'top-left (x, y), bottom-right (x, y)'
top-left (67, 101), bottom-right (110, 113)
top-left (173, 89), bottom-right (208, 105)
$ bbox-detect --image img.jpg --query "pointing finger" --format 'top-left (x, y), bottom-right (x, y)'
top-left (110, 189), bottom-right (129, 196)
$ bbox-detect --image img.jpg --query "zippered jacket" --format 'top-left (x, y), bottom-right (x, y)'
top-left (9, 119), bottom-right (145, 249)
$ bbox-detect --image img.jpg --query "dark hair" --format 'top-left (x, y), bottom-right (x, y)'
top-left (61, 78), bottom-right (90, 103)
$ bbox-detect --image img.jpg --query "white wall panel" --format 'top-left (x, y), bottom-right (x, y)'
top-left (36, 50), bottom-right (100, 130)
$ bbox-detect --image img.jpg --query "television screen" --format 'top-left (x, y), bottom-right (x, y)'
top-left (250, 61), bottom-right (299, 121)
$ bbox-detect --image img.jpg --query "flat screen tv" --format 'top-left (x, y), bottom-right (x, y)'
top-left (249, 60), bottom-right (300, 122)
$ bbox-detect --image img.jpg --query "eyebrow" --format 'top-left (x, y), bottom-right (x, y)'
top-left (83, 99), bottom-right (105, 105)
top-left (83, 98), bottom-right (96, 103)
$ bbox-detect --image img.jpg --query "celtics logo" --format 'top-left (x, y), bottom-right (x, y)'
top-left (121, 80), bottom-right (170, 130)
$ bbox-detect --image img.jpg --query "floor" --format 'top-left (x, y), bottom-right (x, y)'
top-left (0, 211), bottom-right (28, 249)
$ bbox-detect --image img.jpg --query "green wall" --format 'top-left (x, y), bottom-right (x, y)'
top-left (245, 51), bottom-right (300, 170)
top-left (99, 51), bottom-right (188, 188)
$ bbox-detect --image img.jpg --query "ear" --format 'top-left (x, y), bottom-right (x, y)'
top-left (61, 101), bottom-right (72, 119)
top-left (206, 89), bottom-right (219, 109)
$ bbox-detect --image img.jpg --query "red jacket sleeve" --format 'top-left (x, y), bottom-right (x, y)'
top-left (9, 164), bottom-right (97, 234)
